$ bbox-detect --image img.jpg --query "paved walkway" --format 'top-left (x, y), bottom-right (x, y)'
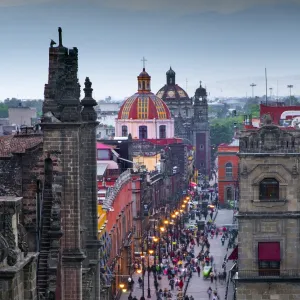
top-left (120, 209), bottom-right (235, 300)
top-left (184, 209), bottom-right (235, 300)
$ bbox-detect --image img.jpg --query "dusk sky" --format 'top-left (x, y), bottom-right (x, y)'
top-left (0, 0), bottom-right (300, 100)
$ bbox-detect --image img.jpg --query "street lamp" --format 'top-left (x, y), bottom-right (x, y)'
top-left (147, 249), bottom-right (154, 298)
top-left (119, 282), bottom-right (127, 293)
top-left (141, 252), bottom-right (145, 298)
top-left (287, 85), bottom-right (293, 106)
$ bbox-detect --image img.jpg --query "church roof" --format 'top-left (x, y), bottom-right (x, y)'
top-left (156, 84), bottom-right (189, 102)
top-left (117, 93), bottom-right (171, 120)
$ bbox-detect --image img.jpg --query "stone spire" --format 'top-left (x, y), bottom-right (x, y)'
top-left (81, 77), bottom-right (97, 122)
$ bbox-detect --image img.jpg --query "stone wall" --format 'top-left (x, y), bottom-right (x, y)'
top-left (238, 218), bottom-right (300, 271)
top-left (236, 282), bottom-right (300, 300)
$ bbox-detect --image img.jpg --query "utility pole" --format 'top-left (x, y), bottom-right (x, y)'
top-left (287, 85), bottom-right (293, 106)
top-left (250, 83), bottom-right (256, 99)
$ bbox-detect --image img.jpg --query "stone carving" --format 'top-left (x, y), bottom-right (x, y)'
top-left (18, 223), bottom-right (29, 257)
top-left (260, 221), bottom-right (278, 233)
top-left (4, 213), bottom-right (16, 249)
top-left (7, 248), bottom-right (18, 266)
top-left (0, 232), bottom-right (9, 262)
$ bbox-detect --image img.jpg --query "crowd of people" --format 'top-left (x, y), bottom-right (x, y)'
top-left (127, 191), bottom-right (230, 300)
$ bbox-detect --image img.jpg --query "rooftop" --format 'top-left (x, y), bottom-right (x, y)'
top-left (0, 134), bottom-right (43, 158)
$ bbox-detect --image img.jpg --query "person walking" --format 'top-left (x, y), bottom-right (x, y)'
top-left (169, 277), bottom-right (175, 290)
top-left (207, 287), bottom-right (212, 299)
top-left (128, 293), bottom-right (133, 300)
top-left (196, 265), bottom-right (201, 277)
top-left (210, 271), bottom-right (214, 283)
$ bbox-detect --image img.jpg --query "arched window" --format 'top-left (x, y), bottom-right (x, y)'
top-left (121, 125), bottom-right (128, 137)
top-left (142, 81), bottom-right (145, 90)
top-left (159, 125), bottom-right (166, 138)
top-left (259, 178), bottom-right (279, 200)
top-left (139, 126), bottom-right (148, 139)
top-left (226, 187), bottom-right (233, 201)
top-left (225, 162), bottom-right (233, 178)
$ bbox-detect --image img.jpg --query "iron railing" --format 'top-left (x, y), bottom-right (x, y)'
top-left (236, 269), bottom-right (300, 279)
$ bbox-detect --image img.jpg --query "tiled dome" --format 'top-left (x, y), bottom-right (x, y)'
top-left (117, 93), bottom-right (171, 120)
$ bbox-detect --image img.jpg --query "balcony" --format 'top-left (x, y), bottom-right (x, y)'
top-left (234, 269), bottom-right (300, 282)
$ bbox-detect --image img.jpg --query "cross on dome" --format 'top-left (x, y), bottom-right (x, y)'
top-left (141, 57), bottom-right (147, 69)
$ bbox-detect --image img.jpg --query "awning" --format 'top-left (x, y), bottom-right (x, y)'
top-left (228, 246), bottom-right (238, 260)
top-left (97, 163), bottom-right (108, 176)
top-left (258, 242), bottom-right (280, 261)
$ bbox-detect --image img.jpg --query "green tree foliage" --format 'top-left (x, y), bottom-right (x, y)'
top-left (210, 116), bottom-right (243, 158)
top-left (0, 103), bottom-right (8, 118)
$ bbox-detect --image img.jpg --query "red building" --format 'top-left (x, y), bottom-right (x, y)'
top-left (217, 139), bottom-right (239, 207)
top-left (104, 170), bottom-right (139, 297)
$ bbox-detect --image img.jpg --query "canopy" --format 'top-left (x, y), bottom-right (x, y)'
top-left (258, 242), bottom-right (280, 261)
top-left (228, 246), bottom-right (238, 260)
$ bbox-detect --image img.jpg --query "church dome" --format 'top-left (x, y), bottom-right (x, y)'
top-left (166, 67), bottom-right (175, 76)
top-left (195, 81), bottom-right (207, 97)
top-left (117, 67), bottom-right (171, 120)
top-left (118, 93), bottom-right (171, 120)
top-left (156, 67), bottom-right (190, 102)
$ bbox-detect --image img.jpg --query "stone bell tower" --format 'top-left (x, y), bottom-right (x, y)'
top-left (192, 82), bottom-right (211, 180)
top-left (39, 27), bottom-right (100, 300)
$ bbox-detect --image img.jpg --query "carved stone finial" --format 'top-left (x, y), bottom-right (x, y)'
top-left (84, 77), bottom-right (93, 98)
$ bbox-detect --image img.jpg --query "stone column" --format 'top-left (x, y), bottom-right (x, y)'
top-left (80, 77), bottom-right (100, 300)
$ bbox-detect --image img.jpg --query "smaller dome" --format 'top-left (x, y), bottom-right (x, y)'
top-left (138, 68), bottom-right (150, 78)
top-left (166, 67), bottom-right (175, 76)
top-left (195, 81), bottom-right (207, 97)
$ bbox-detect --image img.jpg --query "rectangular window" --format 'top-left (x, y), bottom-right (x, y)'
top-left (258, 242), bottom-right (280, 276)
top-left (97, 149), bottom-right (111, 160)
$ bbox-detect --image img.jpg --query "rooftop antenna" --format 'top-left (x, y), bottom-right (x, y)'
top-left (265, 68), bottom-right (268, 105)
top-left (58, 27), bottom-right (63, 47)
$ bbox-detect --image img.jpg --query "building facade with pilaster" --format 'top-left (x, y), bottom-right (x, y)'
top-left (236, 116), bottom-right (300, 299)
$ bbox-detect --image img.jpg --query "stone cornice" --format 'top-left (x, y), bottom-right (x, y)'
top-left (237, 212), bottom-right (300, 219)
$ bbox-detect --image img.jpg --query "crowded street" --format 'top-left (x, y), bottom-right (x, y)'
top-left (120, 198), bottom-right (237, 300)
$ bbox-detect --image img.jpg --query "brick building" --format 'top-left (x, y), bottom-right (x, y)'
top-left (235, 115), bottom-right (300, 299)
top-left (217, 139), bottom-right (239, 207)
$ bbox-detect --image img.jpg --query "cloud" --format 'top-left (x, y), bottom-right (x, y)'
top-left (100, 0), bottom-right (300, 14)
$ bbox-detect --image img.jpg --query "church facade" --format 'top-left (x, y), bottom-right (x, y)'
top-left (116, 68), bottom-right (174, 139)
top-left (157, 68), bottom-right (211, 179)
